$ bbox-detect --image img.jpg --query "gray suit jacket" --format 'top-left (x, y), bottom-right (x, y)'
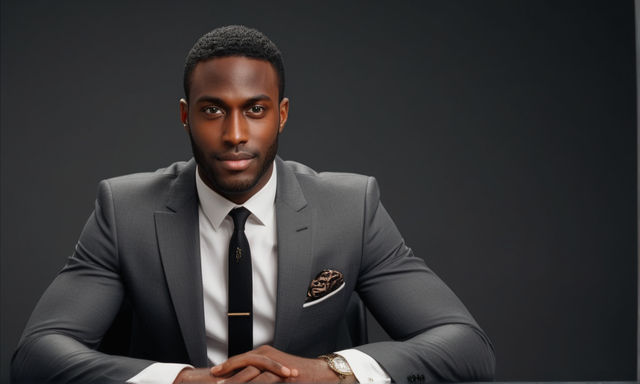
top-left (12, 157), bottom-right (495, 383)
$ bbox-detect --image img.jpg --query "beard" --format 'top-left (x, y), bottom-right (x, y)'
top-left (189, 131), bottom-right (279, 198)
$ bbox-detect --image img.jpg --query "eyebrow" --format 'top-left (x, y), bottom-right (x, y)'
top-left (194, 94), bottom-right (272, 108)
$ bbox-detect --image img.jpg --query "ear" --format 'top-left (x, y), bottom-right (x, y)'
top-left (179, 98), bottom-right (189, 133)
top-left (278, 97), bottom-right (289, 133)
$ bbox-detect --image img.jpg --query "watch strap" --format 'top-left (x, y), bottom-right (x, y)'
top-left (318, 353), bottom-right (354, 381)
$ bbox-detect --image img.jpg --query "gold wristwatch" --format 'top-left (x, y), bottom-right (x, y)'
top-left (319, 353), bottom-right (354, 382)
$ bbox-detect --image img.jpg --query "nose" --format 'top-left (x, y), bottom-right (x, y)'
top-left (222, 110), bottom-right (249, 147)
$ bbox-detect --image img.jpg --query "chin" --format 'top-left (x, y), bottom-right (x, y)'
top-left (216, 176), bottom-right (259, 195)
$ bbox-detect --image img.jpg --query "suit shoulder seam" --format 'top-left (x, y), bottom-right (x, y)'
top-left (102, 179), bottom-right (120, 268)
top-left (359, 176), bottom-right (375, 277)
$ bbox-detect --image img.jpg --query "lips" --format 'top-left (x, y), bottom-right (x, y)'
top-left (216, 152), bottom-right (255, 171)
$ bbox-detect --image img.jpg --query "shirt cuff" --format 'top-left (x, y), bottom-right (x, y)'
top-left (336, 349), bottom-right (391, 383)
top-left (127, 362), bottom-right (194, 384)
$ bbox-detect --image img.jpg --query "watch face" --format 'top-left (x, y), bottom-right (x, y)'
top-left (333, 356), bottom-right (352, 373)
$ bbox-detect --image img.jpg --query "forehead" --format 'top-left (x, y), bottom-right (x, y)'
top-left (189, 56), bottom-right (279, 101)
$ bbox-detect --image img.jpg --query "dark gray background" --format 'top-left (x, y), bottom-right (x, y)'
top-left (1, 1), bottom-right (637, 382)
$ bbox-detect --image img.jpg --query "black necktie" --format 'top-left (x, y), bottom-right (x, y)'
top-left (227, 207), bottom-right (253, 357)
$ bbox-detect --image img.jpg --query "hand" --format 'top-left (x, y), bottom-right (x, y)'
top-left (173, 367), bottom-right (224, 383)
top-left (210, 345), bottom-right (343, 383)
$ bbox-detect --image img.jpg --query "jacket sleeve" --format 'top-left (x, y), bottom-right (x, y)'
top-left (11, 180), bottom-right (154, 384)
top-left (354, 177), bottom-right (495, 383)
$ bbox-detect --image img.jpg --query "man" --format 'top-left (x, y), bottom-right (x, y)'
top-left (12, 25), bottom-right (495, 383)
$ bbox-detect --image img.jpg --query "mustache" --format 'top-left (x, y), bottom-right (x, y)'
top-left (214, 150), bottom-right (257, 161)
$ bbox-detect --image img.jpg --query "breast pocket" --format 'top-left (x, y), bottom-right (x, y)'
top-left (302, 282), bottom-right (346, 308)
top-left (299, 281), bottom-right (349, 333)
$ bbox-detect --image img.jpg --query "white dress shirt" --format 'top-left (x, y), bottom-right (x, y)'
top-left (128, 163), bottom-right (390, 384)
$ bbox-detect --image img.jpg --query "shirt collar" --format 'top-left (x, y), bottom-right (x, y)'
top-left (195, 162), bottom-right (277, 230)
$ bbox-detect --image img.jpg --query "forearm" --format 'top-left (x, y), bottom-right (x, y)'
top-left (12, 333), bottom-right (154, 384)
top-left (356, 323), bottom-right (495, 383)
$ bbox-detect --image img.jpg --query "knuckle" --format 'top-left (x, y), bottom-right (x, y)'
top-left (256, 345), bottom-right (270, 353)
top-left (245, 366), bottom-right (261, 375)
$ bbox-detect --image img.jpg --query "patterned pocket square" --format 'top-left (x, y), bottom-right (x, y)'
top-left (303, 269), bottom-right (345, 308)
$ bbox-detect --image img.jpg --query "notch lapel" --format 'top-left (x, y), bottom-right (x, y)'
top-left (154, 159), bottom-right (208, 367)
top-left (272, 158), bottom-right (313, 352)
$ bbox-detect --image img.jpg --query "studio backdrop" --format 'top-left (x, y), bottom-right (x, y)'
top-left (1, 1), bottom-right (636, 383)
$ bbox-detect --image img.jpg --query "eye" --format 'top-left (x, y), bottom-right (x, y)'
top-left (202, 106), bottom-right (223, 116)
top-left (247, 105), bottom-right (266, 116)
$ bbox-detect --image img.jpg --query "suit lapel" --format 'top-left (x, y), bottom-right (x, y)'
top-left (154, 159), bottom-right (208, 367)
top-left (153, 157), bottom-right (313, 360)
top-left (272, 157), bottom-right (313, 352)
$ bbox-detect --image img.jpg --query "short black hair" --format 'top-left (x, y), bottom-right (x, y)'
top-left (183, 25), bottom-right (285, 101)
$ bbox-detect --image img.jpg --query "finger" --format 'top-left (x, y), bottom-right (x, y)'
top-left (218, 366), bottom-right (261, 384)
top-left (212, 355), bottom-right (291, 377)
top-left (248, 371), bottom-right (283, 384)
top-left (175, 367), bottom-right (220, 383)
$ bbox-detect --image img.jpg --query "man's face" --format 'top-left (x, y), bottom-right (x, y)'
top-left (180, 56), bottom-right (289, 204)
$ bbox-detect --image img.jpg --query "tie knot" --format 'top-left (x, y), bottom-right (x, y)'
top-left (229, 207), bottom-right (251, 230)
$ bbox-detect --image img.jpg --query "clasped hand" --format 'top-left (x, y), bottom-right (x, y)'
top-left (173, 345), bottom-right (344, 383)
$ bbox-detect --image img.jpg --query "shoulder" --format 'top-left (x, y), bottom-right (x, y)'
top-left (279, 159), bottom-right (380, 203)
top-left (103, 160), bottom-right (192, 188)
top-left (282, 158), bottom-right (371, 185)
top-left (96, 159), bottom-right (195, 208)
